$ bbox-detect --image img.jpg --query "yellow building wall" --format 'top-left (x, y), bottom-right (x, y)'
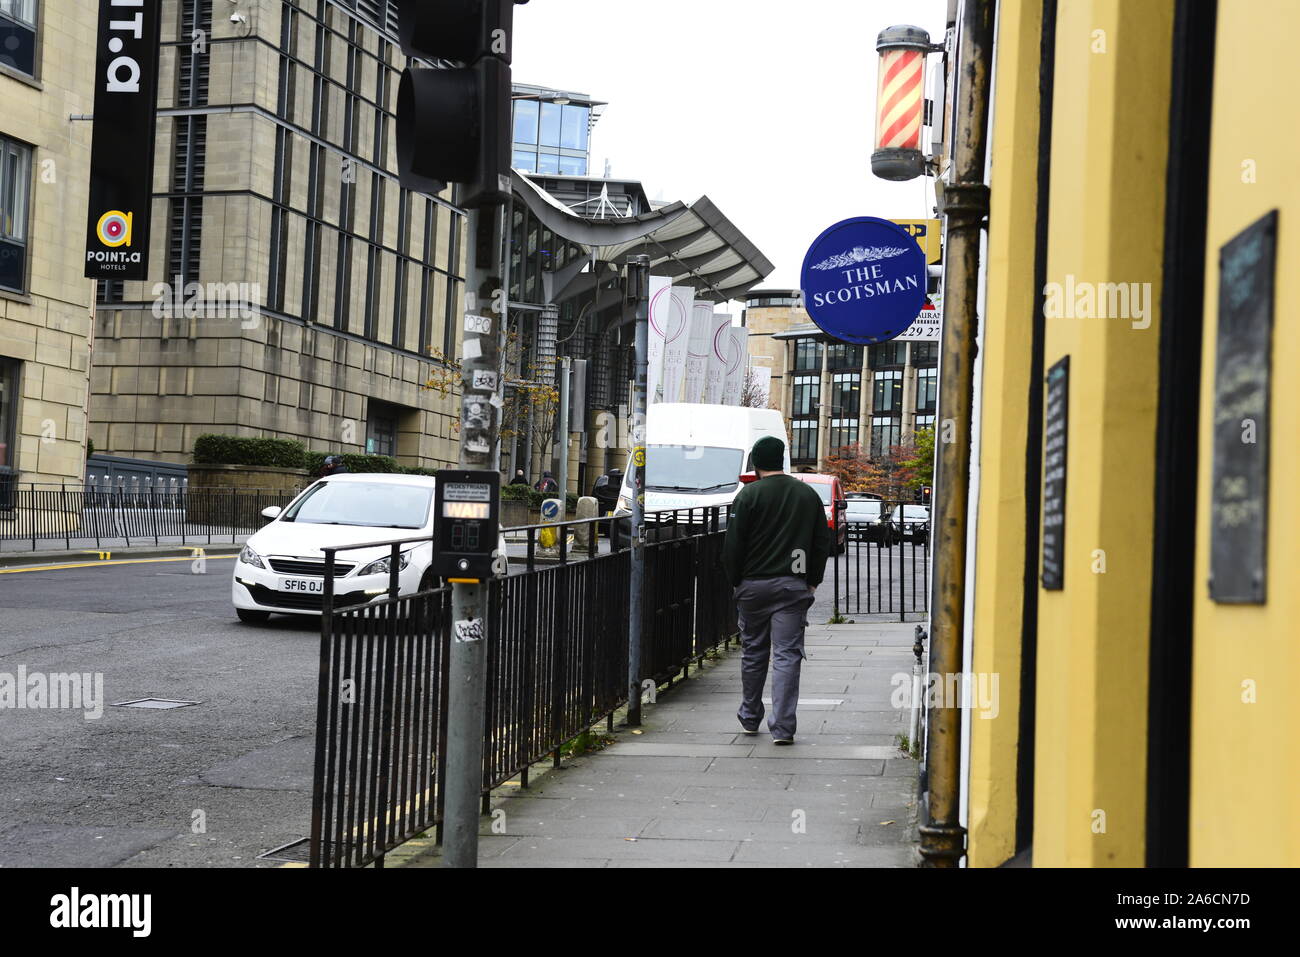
top-left (1189, 0), bottom-right (1300, 867)
top-left (1031, 0), bottom-right (1171, 866)
top-left (966, 0), bottom-right (1045, 868)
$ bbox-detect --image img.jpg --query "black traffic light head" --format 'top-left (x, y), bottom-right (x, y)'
top-left (395, 0), bottom-right (520, 207)
top-left (396, 57), bottom-right (510, 206)
top-left (398, 0), bottom-right (518, 65)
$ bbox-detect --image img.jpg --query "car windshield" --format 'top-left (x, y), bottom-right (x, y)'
top-left (847, 501), bottom-right (882, 520)
top-left (645, 445), bottom-right (744, 493)
top-left (281, 481), bottom-right (434, 529)
top-left (890, 506), bottom-right (930, 522)
top-left (800, 481), bottom-right (833, 505)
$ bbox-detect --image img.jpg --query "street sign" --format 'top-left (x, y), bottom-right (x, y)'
top-left (800, 216), bottom-right (927, 345)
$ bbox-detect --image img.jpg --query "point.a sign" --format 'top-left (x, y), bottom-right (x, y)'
top-left (85, 0), bottom-right (163, 281)
top-left (800, 216), bottom-right (927, 345)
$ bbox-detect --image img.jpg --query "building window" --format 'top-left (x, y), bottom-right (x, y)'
top-left (0, 357), bottom-right (17, 475)
top-left (791, 418), bottom-right (818, 462)
top-left (539, 101), bottom-right (562, 148)
top-left (557, 154), bottom-right (585, 175)
top-left (871, 416), bottom-right (901, 457)
top-left (873, 369), bottom-right (902, 412)
top-left (916, 367), bottom-right (938, 412)
top-left (0, 134), bottom-right (31, 293)
top-left (829, 419), bottom-right (856, 454)
top-left (537, 151), bottom-right (560, 175)
top-left (914, 414), bottom-right (936, 434)
top-left (513, 98), bottom-right (538, 145)
top-left (512, 149), bottom-right (537, 172)
top-left (910, 341), bottom-right (938, 366)
top-left (827, 342), bottom-right (862, 370)
top-left (0, 0), bottom-right (37, 78)
top-left (791, 374), bottom-right (819, 416)
top-left (793, 338), bottom-right (822, 372)
top-left (559, 104), bottom-right (589, 151)
top-left (869, 341), bottom-right (906, 369)
top-left (366, 401), bottom-right (399, 457)
top-left (830, 372), bottom-right (860, 417)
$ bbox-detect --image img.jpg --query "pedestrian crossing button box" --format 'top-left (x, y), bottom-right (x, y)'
top-left (433, 469), bottom-right (499, 580)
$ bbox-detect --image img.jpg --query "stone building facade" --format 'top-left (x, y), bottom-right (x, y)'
top-left (0, 0), bottom-right (97, 488)
top-left (89, 0), bottom-right (467, 470)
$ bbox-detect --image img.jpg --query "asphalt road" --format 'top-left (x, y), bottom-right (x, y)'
top-left (0, 555), bottom-right (319, 868)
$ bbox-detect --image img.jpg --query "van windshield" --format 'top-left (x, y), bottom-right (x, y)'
top-left (645, 445), bottom-right (744, 494)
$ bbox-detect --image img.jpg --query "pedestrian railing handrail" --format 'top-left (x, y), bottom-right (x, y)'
top-left (309, 504), bottom-right (738, 868)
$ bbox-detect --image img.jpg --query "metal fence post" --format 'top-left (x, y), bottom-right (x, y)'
top-left (626, 254), bottom-right (649, 726)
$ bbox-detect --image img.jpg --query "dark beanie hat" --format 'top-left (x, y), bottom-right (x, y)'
top-left (751, 436), bottom-right (785, 472)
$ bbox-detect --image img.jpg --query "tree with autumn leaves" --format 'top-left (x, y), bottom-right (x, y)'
top-left (822, 427), bottom-right (935, 500)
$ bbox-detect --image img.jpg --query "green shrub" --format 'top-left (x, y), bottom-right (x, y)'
top-left (193, 434), bottom-right (306, 468)
top-left (304, 450), bottom-right (405, 476)
top-left (499, 484), bottom-right (577, 512)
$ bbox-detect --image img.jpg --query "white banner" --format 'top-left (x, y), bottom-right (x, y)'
top-left (749, 366), bottom-right (772, 408)
top-left (722, 327), bottom-right (749, 406)
top-left (659, 285), bottom-right (695, 403)
top-left (682, 302), bottom-right (714, 404)
top-left (704, 313), bottom-right (733, 404)
top-left (647, 276), bottom-right (671, 403)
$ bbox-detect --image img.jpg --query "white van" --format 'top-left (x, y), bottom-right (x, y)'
top-left (613, 403), bottom-right (790, 517)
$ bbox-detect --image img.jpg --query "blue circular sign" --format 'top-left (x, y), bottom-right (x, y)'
top-left (541, 499), bottom-right (560, 520)
top-left (800, 216), bottom-right (927, 344)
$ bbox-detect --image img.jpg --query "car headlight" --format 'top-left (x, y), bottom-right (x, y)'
top-left (616, 493), bottom-right (631, 512)
top-left (239, 545), bottom-right (265, 569)
top-left (358, 550), bottom-right (413, 577)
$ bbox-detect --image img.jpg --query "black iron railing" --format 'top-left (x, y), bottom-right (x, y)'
top-left (309, 506), bottom-right (737, 868)
top-left (831, 500), bottom-right (932, 622)
top-left (0, 482), bottom-right (298, 550)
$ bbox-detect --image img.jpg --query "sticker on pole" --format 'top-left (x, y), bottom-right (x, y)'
top-left (800, 216), bottom-right (927, 344)
top-left (454, 618), bottom-right (484, 643)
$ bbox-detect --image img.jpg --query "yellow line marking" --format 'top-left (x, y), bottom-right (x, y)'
top-left (0, 555), bottom-right (238, 574)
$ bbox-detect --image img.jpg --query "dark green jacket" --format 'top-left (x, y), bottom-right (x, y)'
top-left (722, 474), bottom-right (833, 587)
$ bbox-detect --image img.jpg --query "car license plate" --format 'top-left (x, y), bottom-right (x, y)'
top-left (281, 577), bottom-right (324, 593)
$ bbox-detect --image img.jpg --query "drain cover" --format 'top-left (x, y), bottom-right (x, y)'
top-left (112, 698), bottom-right (201, 710)
top-left (260, 838), bottom-right (339, 865)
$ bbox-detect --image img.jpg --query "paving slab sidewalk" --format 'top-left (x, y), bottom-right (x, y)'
top-left (395, 620), bottom-right (922, 869)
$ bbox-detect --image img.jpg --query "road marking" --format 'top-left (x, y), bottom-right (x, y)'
top-left (0, 555), bottom-right (237, 574)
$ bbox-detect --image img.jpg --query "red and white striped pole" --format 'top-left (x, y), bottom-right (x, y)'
top-left (871, 25), bottom-right (935, 181)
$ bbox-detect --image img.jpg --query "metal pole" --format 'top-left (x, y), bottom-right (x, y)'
top-left (919, 0), bottom-right (994, 868)
top-left (626, 254), bottom-right (650, 726)
top-left (443, 201), bottom-right (507, 869)
top-left (557, 354), bottom-right (571, 503)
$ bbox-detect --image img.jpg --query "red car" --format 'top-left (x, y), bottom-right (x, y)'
top-left (790, 472), bottom-right (848, 555)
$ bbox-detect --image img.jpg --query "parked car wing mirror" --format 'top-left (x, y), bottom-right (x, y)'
top-left (261, 506), bottom-right (282, 520)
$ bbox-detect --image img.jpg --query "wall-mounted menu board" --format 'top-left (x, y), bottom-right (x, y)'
top-left (1209, 210), bottom-right (1276, 604)
top-left (1042, 356), bottom-right (1069, 591)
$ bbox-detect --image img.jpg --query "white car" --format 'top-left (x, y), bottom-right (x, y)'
top-left (232, 473), bottom-right (440, 623)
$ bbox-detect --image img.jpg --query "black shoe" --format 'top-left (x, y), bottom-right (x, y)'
top-left (738, 717), bottom-right (759, 735)
top-left (773, 737), bottom-right (794, 746)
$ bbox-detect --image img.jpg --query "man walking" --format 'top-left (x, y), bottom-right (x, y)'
top-left (722, 436), bottom-right (832, 744)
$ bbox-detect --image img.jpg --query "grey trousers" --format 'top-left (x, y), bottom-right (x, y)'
top-left (734, 576), bottom-right (814, 740)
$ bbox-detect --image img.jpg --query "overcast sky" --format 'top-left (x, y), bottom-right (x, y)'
top-left (513, 0), bottom-right (950, 292)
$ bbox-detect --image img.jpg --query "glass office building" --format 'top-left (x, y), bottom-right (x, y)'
top-left (510, 84), bottom-right (604, 177)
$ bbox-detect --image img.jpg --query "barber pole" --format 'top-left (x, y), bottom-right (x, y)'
top-left (870, 25), bottom-right (936, 182)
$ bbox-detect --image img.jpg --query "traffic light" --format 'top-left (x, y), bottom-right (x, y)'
top-left (922, 485), bottom-right (932, 505)
top-left (395, 0), bottom-right (526, 208)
